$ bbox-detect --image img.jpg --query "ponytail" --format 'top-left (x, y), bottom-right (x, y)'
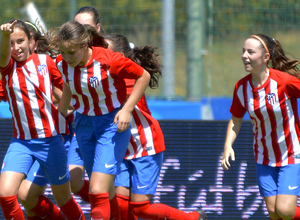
top-left (104, 33), bottom-right (162, 89)
top-left (251, 34), bottom-right (300, 79)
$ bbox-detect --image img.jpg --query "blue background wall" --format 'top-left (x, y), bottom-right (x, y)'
top-left (0, 97), bottom-right (248, 120)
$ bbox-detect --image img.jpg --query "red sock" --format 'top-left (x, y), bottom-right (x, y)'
top-left (30, 195), bottom-right (65, 220)
top-left (89, 192), bottom-right (110, 220)
top-left (293, 206), bottom-right (300, 219)
top-left (109, 195), bottom-right (121, 220)
top-left (60, 197), bottom-right (85, 220)
top-left (75, 179), bottom-right (90, 203)
top-left (116, 194), bottom-right (137, 220)
top-left (130, 200), bottom-right (199, 220)
top-left (0, 195), bottom-right (25, 220)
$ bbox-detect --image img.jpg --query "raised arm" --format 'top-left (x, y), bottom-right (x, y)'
top-left (0, 20), bottom-right (16, 68)
top-left (221, 115), bottom-right (243, 170)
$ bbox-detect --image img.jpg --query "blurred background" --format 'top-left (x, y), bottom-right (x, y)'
top-left (1, 2), bottom-right (300, 219)
top-left (1, 0), bottom-right (300, 120)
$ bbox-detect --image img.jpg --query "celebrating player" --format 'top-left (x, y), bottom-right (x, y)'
top-left (221, 34), bottom-right (300, 220)
top-left (0, 19), bottom-right (85, 220)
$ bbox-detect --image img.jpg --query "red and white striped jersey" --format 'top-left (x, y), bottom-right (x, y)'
top-left (0, 54), bottom-right (67, 140)
top-left (124, 95), bottom-right (166, 160)
top-left (56, 47), bottom-right (144, 116)
top-left (122, 73), bottom-right (165, 159)
top-left (230, 68), bottom-right (300, 167)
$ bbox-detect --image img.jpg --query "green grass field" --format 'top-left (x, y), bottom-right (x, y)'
top-left (146, 31), bottom-right (300, 99)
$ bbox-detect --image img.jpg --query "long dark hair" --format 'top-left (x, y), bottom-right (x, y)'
top-left (250, 34), bottom-right (300, 78)
top-left (104, 33), bottom-right (162, 89)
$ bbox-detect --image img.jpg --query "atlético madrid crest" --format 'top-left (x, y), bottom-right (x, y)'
top-left (266, 93), bottom-right (276, 105)
top-left (89, 76), bottom-right (100, 88)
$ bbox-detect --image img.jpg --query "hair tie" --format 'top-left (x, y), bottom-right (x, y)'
top-left (251, 35), bottom-right (269, 55)
top-left (129, 42), bottom-right (135, 49)
top-left (25, 21), bottom-right (39, 33)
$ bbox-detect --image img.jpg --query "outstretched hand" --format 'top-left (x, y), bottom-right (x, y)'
top-left (0, 20), bottom-right (17, 35)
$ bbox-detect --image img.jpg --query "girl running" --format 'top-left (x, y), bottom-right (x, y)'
top-left (51, 20), bottom-right (150, 219)
top-left (221, 34), bottom-right (300, 220)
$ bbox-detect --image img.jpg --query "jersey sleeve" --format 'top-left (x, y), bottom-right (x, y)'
top-left (47, 55), bottom-right (64, 90)
top-left (284, 74), bottom-right (300, 99)
top-left (230, 81), bottom-right (247, 118)
top-left (101, 48), bottom-right (144, 79)
top-left (0, 58), bottom-right (14, 77)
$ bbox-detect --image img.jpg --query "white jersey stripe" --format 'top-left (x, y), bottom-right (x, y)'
top-left (106, 69), bottom-right (120, 110)
top-left (135, 107), bottom-right (156, 156)
top-left (5, 72), bottom-right (21, 138)
top-left (23, 65), bottom-right (47, 138)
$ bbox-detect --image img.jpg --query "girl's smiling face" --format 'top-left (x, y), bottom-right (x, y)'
top-left (10, 27), bottom-right (31, 62)
top-left (241, 38), bottom-right (269, 74)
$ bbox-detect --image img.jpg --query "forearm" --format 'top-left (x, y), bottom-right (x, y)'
top-left (224, 116), bottom-right (243, 149)
top-left (122, 70), bottom-right (150, 113)
top-left (57, 83), bottom-right (72, 117)
top-left (0, 33), bottom-right (11, 68)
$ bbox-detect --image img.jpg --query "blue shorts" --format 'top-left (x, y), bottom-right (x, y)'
top-left (26, 123), bottom-right (80, 187)
top-left (26, 160), bottom-right (48, 187)
top-left (1, 135), bottom-right (70, 185)
top-left (115, 152), bottom-right (163, 195)
top-left (68, 134), bottom-right (84, 166)
top-left (256, 163), bottom-right (300, 197)
top-left (75, 108), bottom-right (131, 178)
top-left (63, 123), bottom-right (75, 152)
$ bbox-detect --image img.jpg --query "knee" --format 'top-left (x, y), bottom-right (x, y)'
top-left (69, 165), bottom-right (85, 193)
top-left (17, 187), bottom-right (40, 209)
top-left (276, 205), bottom-right (295, 220)
top-left (17, 182), bottom-right (44, 206)
top-left (0, 182), bottom-right (18, 197)
top-left (17, 187), bottom-right (29, 204)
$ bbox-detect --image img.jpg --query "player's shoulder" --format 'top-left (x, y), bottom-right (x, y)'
top-left (235, 73), bottom-right (251, 87)
top-left (269, 68), bottom-right (297, 85)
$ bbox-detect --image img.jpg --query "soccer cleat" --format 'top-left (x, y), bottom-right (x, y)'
top-left (196, 208), bottom-right (207, 220)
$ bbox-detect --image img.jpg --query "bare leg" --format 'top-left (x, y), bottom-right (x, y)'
top-left (18, 179), bottom-right (45, 216)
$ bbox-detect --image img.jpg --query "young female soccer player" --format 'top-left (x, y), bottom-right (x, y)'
top-left (0, 19), bottom-right (85, 220)
top-left (73, 8), bottom-right (207, 218)
top-left (51, 20), bottom-right (150, 220)
top-left (12, 20), bottom-right (68, 220)
top-left (74, 6), bottom-right (104, 34)
top-left (104, 33), bottom-right (206, 220)
top-left (221, 34), bottom-right (300, 220)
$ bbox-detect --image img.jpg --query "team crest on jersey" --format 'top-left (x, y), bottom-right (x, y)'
top-left (37, 64), bottom-right (47, 77)
top-left (89, 76), bottom-right (100, 88)
top-left (266, 93), bottom-right (276, 105)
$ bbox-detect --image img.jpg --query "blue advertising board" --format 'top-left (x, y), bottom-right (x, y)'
top-left (0, 119), bottom-right (272, 219)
